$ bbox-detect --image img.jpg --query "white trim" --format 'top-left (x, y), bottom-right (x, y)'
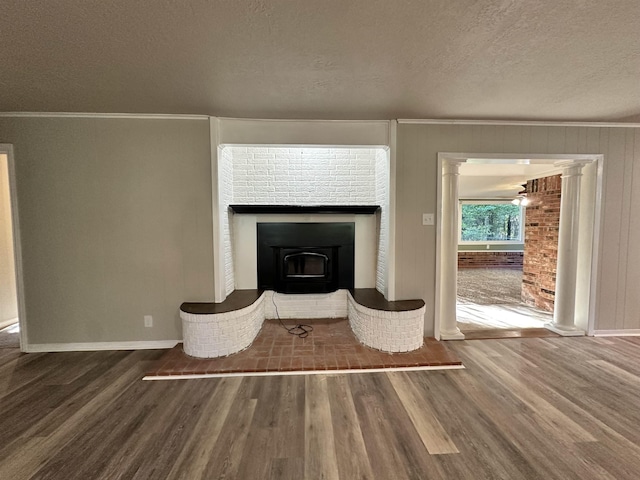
top-left (387, 120), bottom-right (398, 301)
top-left (2, 114), bottom-right (639, 128)
top-left (458, 249), bottom-right (524, 253)
top-left (436, 152), bottom-right (603, 340)
top-left (397, 119), bottom-right (640, 128)
top-left (442, 152), bottom-right (603, 163)
top-left (586, 157), bottom-right (604, 336)
top-left (434, 156), bottom-right (443, 340)
top-left (544, 323), bottom-right (585, 337)
top-left (25, 340), bottom-right (180, 353)
top-left (0, 145), bottom-right (28, 352)
top-left (218, 116), bottom-right (390, 124)
top-left (210, 119), bottom-right (226, 303)
top-left (143, 364), bottom-right (465, 380)
top-left (0, 112), bottom-right (208, 120)
top-left (592, 329), bottom-right (640, 337)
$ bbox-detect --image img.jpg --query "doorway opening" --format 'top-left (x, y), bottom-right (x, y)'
top-left (0, 145), bottom-right (26, 351)
top-left (456, 168), bottom-right (561, 339)
top-left (436, 154), bottom-right (603, 340)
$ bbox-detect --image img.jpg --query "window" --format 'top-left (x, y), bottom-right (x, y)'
top-left (459, 201), bottom-right (524, 243)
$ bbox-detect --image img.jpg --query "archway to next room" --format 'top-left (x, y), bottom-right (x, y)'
top-left (455, 162), bottom-right (561, 339)
top-left (435, 153), bottom-right (603, 341)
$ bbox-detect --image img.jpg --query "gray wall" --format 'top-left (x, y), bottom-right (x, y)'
top-left (0, 117), bottom-right (214, 344)
top-left (395, 124), bottom-right (640, 335)
top-left (2, 117), bottom-right (639, 344)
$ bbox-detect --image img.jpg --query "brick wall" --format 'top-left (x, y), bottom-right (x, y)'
top-left (458, 251), bottom-right (523, 268)
top-left (375, 149), bottom-right (389, 294)
top-left (220, 147), bottom-right (235, 296)
top-left (521, 174), bottom-right (561, 312)
top-left (230, 147), bottom-right (377, 205)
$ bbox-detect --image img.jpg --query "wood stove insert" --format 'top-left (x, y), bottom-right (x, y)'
top-left (257, 222), bottom-right (355, 294)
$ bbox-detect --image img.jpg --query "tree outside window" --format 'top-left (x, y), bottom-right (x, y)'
top-left (459, 202), bottom-right (523, 242)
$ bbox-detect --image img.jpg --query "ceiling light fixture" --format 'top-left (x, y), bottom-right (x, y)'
top-left (511, 196), bottom-right (529, 206)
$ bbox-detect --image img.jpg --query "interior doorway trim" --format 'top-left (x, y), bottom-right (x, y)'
top-left (435, 152), bottom-right (604, 340)
top-left (0, 144), bottom-right (28, 351)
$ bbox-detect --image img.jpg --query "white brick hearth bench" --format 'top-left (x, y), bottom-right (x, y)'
top-left (348, 289), bottom-right (426, 352)
top-left (180, 288), bottom-right (426, 358)
top-left (180, 290), bottom-right (265, 358)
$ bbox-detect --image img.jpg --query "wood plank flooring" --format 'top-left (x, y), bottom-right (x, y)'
top-left (1, 336), bottom-right (640, 479)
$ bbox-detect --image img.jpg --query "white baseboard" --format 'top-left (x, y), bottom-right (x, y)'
top-left (24, 340), bottom-right (180, 353)
top-left (592, 329), bottom-right (640, 337)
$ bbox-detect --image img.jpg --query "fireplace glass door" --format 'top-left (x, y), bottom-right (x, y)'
top-left (275, 246), bottom-right (338, 293)
top-left (284, 252), bottom-right (328, 278)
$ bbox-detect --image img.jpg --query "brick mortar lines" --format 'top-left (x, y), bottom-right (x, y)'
top-left (522, 174), bottom-right (561, 312)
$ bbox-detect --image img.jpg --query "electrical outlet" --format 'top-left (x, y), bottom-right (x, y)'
top-left (422, 213), bottom-right (435, 226)
top-left (144, 315), bottom-right (153, 328)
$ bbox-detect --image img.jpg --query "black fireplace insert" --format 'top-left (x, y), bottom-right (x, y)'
top-left (257, 222), bottom-right (355, 294)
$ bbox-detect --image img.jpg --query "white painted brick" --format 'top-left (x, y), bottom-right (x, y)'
top-left (347, 292), bottom-right (424, 353)
top-left (181, 293), bottom-right (266, 358)
top-left (267, 148), bottom-right (291, 154)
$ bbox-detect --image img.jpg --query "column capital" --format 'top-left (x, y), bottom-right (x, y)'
top-left (443, 158), bottom-right (465, 166)
top-left (554, 159), bottom-right (591, 176)
top-left (442, 160), bottom-right (462, 175)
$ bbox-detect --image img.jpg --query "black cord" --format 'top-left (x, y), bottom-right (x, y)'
top-left (272, 292), bottom-right (313, 339)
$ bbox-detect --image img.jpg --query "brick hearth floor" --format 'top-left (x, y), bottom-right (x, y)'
top-left (146, 318), bottom-right (461, 377)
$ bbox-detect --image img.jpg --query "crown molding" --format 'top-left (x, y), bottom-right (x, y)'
top-left (397, 118), bottom-right (640, 128)
top-left (0, 112), bottom-right (208, 120)
top-left (3, 113), bottom-right (639, 128)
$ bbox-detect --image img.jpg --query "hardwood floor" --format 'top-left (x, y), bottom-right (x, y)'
top-left (1, 336), bottom-right (640, 479)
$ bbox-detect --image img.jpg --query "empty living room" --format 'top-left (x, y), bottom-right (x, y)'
top-left (1, 1), bottom-right (640, 479)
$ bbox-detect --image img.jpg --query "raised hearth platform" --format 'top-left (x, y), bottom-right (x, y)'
top-left (181, 290), bottom-right (264, 315)
top-left (146, 318), bottom-right (461, 379)
top-left (348, 289), bottom-right (425, 352)
top-left (180, 289), bottom-right (426, 358)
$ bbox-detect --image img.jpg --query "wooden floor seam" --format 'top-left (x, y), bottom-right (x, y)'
top-left (143, 364), bottom-right (465, 380)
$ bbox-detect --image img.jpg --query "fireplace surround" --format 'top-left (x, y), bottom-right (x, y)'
top-left (257, 222), bottom-right (355, 294)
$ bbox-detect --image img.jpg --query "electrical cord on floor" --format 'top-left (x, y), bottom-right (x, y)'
top-left (272, 292), bottom-right (313, 339)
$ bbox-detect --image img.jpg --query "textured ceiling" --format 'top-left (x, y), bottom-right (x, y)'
top-left (2, 1), bottom-right (640, 121)
top-left (459, 163), bottom-right (562, 198)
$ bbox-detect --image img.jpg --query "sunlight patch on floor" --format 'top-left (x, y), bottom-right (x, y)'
top-left (457, 303), bottom-right (550, 330)
top-left (0, 323), bottom-right (19, 334)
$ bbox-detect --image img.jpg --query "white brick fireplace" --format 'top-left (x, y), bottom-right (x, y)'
top-left (217, 146), bottom-right (391, 299)
top-left (181, 118), bottom-right (427, 356)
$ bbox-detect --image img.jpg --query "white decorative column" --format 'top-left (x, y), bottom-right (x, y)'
top-left (546, 161), bottom-right (587, 336)
top-left (440, 160), bottom-right (465, 340)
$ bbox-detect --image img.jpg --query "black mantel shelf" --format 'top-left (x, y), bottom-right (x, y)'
top-left (229, 205), bottom-right (380, 215)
